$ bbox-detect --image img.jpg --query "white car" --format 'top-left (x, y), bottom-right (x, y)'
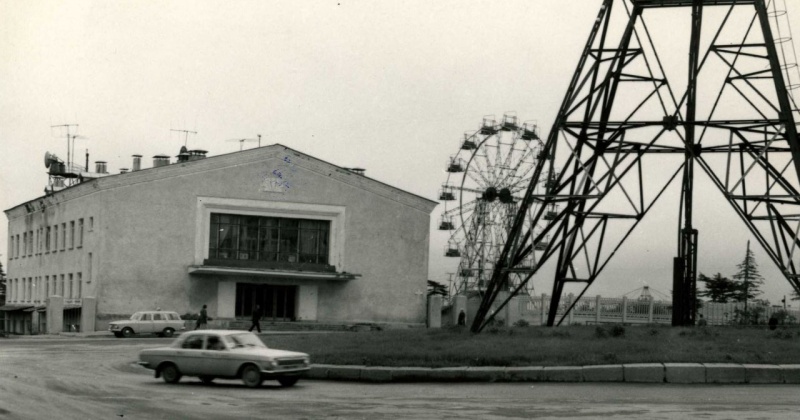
top-left (109, 311), bottom-right (186, 338)
top-left (137, 330), bottom-right (310, 388)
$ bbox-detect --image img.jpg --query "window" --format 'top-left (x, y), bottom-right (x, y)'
top-left (181, 335), bottom-right (204, 349)
top-left (9, 235), bottom-right (14, 259)
top-left (89, 217), bottom-right (94, 231)
top-left (68, 273), bottom-right (73, 299)
top-left (70, 221), bottom-right (75, 249)
top-left (53, 226), bottom-right (59, 252)
top-left (78, 219), bottom-right (84, 247)
top-left (153, 313), bottom-right (164, 321)
top-left (208, 213), bottom-right (330, 265)
top-left (59, 274), bottom-right (65, 296)
top-left (22, 232), bottom-right (27, 258)
top-left (45, 275), bottom-right (50, 298)
top-left (46, 227), bottom-right (51, 252)
top-left (61, 223), bottom-right (67, 250)
top-left (77, 273), bottom-right (82, 298)
top-left (206, 335), bottom-right (226, 351)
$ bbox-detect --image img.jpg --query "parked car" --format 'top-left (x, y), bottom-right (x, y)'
top-left (109, 311), bottom-right (186, 338)
top-left (137, 330), bottom-right (310, 387)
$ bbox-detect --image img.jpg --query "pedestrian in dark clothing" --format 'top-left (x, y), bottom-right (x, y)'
top-left (249, 305), bottom-right (263, 333)
top-left (195, 304), bottom-right (208, 330)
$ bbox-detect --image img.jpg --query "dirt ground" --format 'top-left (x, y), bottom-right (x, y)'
top-left (1, 337), bottom-right (799, 420)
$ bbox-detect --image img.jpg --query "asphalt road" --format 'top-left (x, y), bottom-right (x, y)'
top-left (0, 337), bottom-right (798, 420)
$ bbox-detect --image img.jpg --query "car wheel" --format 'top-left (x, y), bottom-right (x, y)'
top-left (241, 364), bottom-right (263, 388)
top-left (160, 364), bottom-right (182, 384)
top-left (199, 376), bottom-right (215, 384)
top-left (113, 332), bottom-right (123, 338)
top-left (162, 327), bottom-right (175, 338)
top-left (277, 377), bottom-right (299, 387)
top-left (121, 327), bottom-right (134, 338)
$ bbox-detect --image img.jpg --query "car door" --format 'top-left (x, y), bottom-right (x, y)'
top-left (175, 334), bottom-right (206, 375)
top-left (136, 312), bottom-right (153, 334)
top-left (152, 312), bottom-right (167, 334)
top-left (199, 334), bottom-right (238, 376)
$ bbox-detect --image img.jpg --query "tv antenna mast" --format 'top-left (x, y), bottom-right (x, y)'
top-left (51, 123), bottom-right (84, 184)
top-left (171, 128), bottom-right (198, 147)
top-left (226, 137), bottom-right (259, 151)
top-left (470, 0), bottom-right (800, 332)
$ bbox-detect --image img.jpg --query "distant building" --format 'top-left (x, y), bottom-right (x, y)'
top-left (2, 144), bottom-right (436, 334)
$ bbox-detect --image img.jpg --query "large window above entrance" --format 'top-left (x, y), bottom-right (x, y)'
top-left (208, 213), bottom-right (330, 269)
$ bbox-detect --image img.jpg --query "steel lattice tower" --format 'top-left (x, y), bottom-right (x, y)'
top-left (472, 0), bottom-right (800, 331)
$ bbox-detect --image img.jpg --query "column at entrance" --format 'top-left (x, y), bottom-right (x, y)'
top-left (217, 281), bottom-right (236, 319)
top-left (296, 285), bottom-right (318, 321)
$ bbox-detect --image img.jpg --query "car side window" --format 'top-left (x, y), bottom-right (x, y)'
top-left (142, 313), bottom-right (152, 321)
top-left (206, 335), bottom-right (226, 351)
top-left (168, 313), bottom-right (180, 321)
top-left (181, 335), bottom-right (204, 349)
top-left (153, 313), bottom-right (164, 321)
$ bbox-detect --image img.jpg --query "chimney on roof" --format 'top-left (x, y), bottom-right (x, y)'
top-left (349, 167), bottom-right (366, 175)
top-left (177, 146), bottom-right (190, 163)
top-left (188, 149), bottom-right (208, 161)
top-left (132, 155), bottom-right (142, 171)
top-left (153, 154), bottom-right (170, 167)
top-left (120, 168), bottom-right (129, 174)
top-left (95, 161), bottom-right (108, 174)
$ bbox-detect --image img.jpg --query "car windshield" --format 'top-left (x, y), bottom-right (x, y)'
top-left (130, 312), bottom-right (144, 321)
top-left (225, 333), bottom-right (266, 348)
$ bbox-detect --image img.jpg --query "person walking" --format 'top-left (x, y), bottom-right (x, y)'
top-left (195, 304), bottom-right (208, 330)
top-left (249, 305), bottom-right (263, 333)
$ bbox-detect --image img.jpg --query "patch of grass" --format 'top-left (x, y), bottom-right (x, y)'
top-left (261, 325), bottom-right (800, 367)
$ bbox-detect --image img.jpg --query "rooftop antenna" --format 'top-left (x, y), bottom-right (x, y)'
top-left (226, 137), bottom-right (258, 151)
top-left (70, 134), bottom-right (89, 173)
top-left (170, 128), bottom-right (197, 147)
top-left (51, 123), bottom-right (79, 184)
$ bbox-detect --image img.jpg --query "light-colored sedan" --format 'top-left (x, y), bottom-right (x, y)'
top-left (137, 330), bottom-right (310, 388)
top-left (109, 311), bottom-right (186, 338)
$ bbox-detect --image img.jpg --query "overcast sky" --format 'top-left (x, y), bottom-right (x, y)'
top-left (1, 0), bottom-right (798, 306)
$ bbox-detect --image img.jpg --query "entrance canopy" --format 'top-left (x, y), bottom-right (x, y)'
top-left (188, 265), bottom-right (359, 281)
top-left (0, 304), bottom-right (34, 312)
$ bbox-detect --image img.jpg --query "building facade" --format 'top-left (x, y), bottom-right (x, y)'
top-left (2, 144), bottom-right (436, 333)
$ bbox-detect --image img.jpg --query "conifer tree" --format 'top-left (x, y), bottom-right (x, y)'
top-left (698, 272), bottom-right (736, 303)
top-left (732, 241), bottom-right (764, 313)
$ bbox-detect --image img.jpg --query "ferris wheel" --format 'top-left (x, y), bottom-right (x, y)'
top-left (438, 113), bottom-right (549, 298)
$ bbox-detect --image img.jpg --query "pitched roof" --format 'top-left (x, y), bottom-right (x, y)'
top-left (5, 144), bottom-right (437, 216)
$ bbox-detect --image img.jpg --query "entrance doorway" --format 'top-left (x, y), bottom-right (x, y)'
top-left (235, 283), bottom-right (297, 321)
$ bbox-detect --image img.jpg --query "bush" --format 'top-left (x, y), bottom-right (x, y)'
top-left (594, 326), bottom-right (608, 338)
top-left (610, 324), bottom-right (626, 337)
top-left (513, 319), bottom-right (530, 328)
top-left (182, 312), bottom-right (199, 320)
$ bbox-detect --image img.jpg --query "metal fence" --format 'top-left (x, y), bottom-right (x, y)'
top-left (520, 294), bottom-right (799, 326)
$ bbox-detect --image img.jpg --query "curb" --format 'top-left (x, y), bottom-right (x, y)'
top-left (308, 363), bottom-right (799, 384)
